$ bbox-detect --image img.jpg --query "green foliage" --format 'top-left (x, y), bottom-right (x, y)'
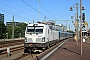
top-left (6, 22), bottom-right (27, 38)
top-left (6, 26), bottom-right (12, 39)
top-left (17, 23), bottom-right (27, 37)
top-left (0, 22), bottom-right (6, 39)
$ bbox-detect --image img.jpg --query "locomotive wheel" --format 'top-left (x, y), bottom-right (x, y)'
top-left (24, 48), bottom-right (29, 53)
top-left (28, 49), bottom-right (32, 53)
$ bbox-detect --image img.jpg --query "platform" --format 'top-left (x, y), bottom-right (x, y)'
top-left (46, 38), bottom-right (90, 60)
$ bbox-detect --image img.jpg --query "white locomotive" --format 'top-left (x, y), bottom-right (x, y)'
top-left (24, 23), bottom-right (74, 53)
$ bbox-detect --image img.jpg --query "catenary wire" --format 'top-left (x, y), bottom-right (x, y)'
top-left (35, 0), bottom-right (56, 20)
top-left (0, 0), bottom-right (38, 19)
top-left (21, 0), bottom-right (47, 18)
top-left (0, 9), bottom-right (30, 21)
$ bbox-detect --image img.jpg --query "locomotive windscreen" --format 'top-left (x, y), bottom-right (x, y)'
top-left (27, 26), bottom-right (43, 34)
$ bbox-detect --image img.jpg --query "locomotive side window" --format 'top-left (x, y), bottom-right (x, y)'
top-left (48, 29), bottom-right (49, 34)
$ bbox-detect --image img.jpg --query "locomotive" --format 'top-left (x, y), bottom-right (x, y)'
top-left (24, 22), bottom-right (74, 53)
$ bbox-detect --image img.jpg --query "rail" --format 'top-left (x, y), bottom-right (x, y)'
top-left (31, 38), bottom-right (70, 60)
top-left (0, 38), bottom-right (24, 42)
top-left (0, 44), bottom-right (24, 51)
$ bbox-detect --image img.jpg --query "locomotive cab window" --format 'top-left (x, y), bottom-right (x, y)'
top-left (27, 26), bottom-right (43, 34)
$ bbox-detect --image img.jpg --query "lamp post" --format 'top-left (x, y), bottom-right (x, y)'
top-left (70, 3), bottom-right (79, 45)
top-left (80, 0), bottom-right (82, 55)
top-left (70, 1), bottom-right (85, 55)
top-left (80, 0), bottom-right (85, 55)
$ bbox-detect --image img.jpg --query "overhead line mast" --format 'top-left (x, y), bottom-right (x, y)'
top-left (38, 0), bottom-right (40, 21)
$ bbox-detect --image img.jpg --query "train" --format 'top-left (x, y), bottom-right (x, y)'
top-left (24, 22), bottom-right (74, 53)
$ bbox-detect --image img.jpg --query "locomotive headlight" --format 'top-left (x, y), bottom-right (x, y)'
top-left (42, 37), bottom-right (45, 42)
top-left (25, 37), bottom-right (27, 42)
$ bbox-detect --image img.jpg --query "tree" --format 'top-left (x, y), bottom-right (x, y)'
top-left (6, 26), bottom-right (12, 39)
top-left (18, 23), bottom-right (27, 37)
top-left (14, 26), bottom-right (20, 38)
top-left (6, 22), bottom-right (27, 38)
top-left (0, 22), bottom-right (6, 39)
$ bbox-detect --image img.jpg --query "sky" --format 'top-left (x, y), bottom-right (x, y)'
top-left (0, 0), bottom-right (90, 31)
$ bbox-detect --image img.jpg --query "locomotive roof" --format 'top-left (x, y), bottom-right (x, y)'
top-left (27, 23), bottom-right (48, 26)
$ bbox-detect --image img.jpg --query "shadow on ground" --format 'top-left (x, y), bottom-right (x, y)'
top-left (62, 47), bottom-right (80, 55)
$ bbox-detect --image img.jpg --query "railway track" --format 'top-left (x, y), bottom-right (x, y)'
top-left (0, 46), bottom-right (38, 60)
top-left (0, 40), bottom-right (24, 48)
top-left (13, 53), bottom-right (37, 60)
top-left (0, 46), bottom-right (24, 55)
top-left (31, 38), bottom-right (69, 60)
top-left (0, 38), bottom-right (71, 60)
top-left (14, 38), bottom-right (71, 60)
top-left (0, 39), bottom-right (37, 60)
top-left (0, 39), bottom-right (24, 60)
top-left (0, 40), bottom-right (24, 44)
top-left (0, 45), bottom-right (24, 60)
